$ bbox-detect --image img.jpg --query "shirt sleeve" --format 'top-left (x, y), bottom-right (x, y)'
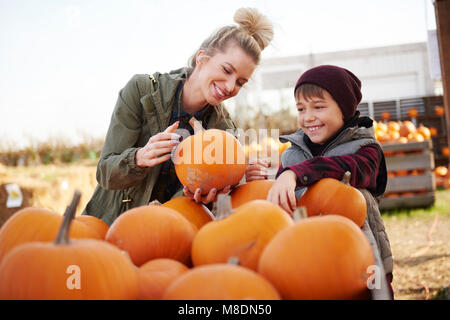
top-left (278, 144), bottom-right (384, 194)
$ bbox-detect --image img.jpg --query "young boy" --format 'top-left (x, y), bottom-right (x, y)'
top-left (267, 65), bottom-right (393, 297)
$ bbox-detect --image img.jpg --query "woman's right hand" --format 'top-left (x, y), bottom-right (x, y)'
top-left (135, 121), bottom-right (181, 168)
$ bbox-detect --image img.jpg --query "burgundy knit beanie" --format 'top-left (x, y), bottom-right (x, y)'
top-left (294, 65), bottom-right (362, 121)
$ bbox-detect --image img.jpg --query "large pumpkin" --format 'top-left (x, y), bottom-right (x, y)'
top-left (0, 207), bottom-right (102, 262)
top-left (258, 213), bottom-right (374, 300)
top-left (137, 258), bottom-right (189, 300)
top-left (162, 196), bottom-right (214, 230)
top-left (229, 180), bottom-right (274, 208)
top-left (297, 172), bottom-right (367, 227)
top-left (105, 205), bottom-right (197, 267)
top-left (0, 191), bottom-right (139, 300)
top-left (191, 198), bottom-right (293, 271)
top-left (163, 260), bottom-right (280, 300)
top-left (173, 129), bottom-right (246, 195)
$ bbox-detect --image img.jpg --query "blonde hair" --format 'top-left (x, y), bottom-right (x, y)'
top-left (187, 7), bottom-right (274, 76)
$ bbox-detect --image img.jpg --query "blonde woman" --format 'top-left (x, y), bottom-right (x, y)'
top-left (83, 8), bottom-right (274, 225)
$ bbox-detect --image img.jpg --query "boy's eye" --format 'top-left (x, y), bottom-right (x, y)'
top-left (297, 108), bottom-right (304, 112)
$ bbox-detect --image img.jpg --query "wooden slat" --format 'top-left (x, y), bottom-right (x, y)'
top-left (381, 140), bottom-right (432, 153)
top-left (379, 192), bottom-right (435, 210)
top-left (385, 174), bottom-right (435, 193)
top-left (385, 150), bottom-right (434, 171)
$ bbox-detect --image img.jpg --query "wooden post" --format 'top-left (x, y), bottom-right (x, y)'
top-left (434, 0), bottom-right (450, 159)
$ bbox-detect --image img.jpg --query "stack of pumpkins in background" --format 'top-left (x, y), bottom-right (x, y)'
top-left (0, 128), bottom-right (377, 300)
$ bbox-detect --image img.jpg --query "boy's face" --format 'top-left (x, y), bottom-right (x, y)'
top-left (296, 89), bottom-right (344, 144)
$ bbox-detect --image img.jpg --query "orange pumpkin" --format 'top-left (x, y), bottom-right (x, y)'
top-left (191, 198), bottom-right (293, 271)
top-left (297, 172), bottom-right (367, 227)
top-left (173, 129), bottom-right (246, 195)
top-left (229, 180), bottom-right (275, 208)
top-left (442, 146), bottom-right (450, 157)
top-left (75, 215), bottom-right (109, 239)
top-left (258, 213), bottom-right (374, 300)
top-left (162, 196), bottom-right (214, 230)
top-left (429, 127), bottom-right (438, 137)
top-left (387, 121), bottom-right (401, 132)
top-left (0, 191), bottom-right (139, 300)
top-left (408, 108), bottom-right (418, 118)
top-left (163, 260), bottom-right (280, 300)
top-left (105, 205), bottom-right (197, 267)
top-left (381, 112), bottom-right (391, 121)
top-left (416, 125), bottom-right (431, 140)
top-left (399, 121), bottom-right (416, 137)
top-left (137, 258), bottom-right (188, 300)
top-left (0, 207), bottom-right (102, 262)
top-left (435, 166), bottom-right (448, 177)
top-left (435, 106), bottom-right (445, 116)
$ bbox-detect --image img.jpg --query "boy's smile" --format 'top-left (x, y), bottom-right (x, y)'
top-left (296, 89), bottom-right (344, 144)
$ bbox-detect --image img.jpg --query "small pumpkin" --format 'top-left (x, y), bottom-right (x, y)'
top-left (137, 258), bottom-right (189, 300)
top-left (229, 179), bottom-right (275, 208)
top-left (258, 211), bottom-right (374, 300)
top-left (161, 196), bottom-right (214, 230)
top-left (163, 258), bottom-right (280, 300)
top-left (173, 128), bottom-right (246, 195)
top-left (0, 191), bottom-right (139, 300)
top-left (297, 172), bottom-right (367, 227)
top-left (191, 197), bottom-right (293, 271)
top-left (75, 215), bottom-right (109, 239)
top-left (105, 205), bottom-right (196, 267)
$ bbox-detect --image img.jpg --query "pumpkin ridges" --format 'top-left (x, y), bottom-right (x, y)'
top-left (0, 191), bottom-right (139, 300)
top-left (163, 263), bottom-right (280, 300)
top-left (137, 258), bottom-right (189, 300)
top-left (161, 196), bottom-right (214, 230)
top-left (191, 199), bottom-right (293, 271)
top-left (258, 214), bottom-right (374, 300)
top-left (105, 205), bottom-right (197, 267)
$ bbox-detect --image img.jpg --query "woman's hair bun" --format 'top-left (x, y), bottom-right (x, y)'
top-left (233, 7), bottom-right (274, 51)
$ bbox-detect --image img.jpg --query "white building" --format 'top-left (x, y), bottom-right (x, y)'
top-left (227, 42), bottom-right (440, 124)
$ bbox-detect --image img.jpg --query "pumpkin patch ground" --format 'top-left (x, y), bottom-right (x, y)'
top-left (0, 164), bottom-right (449, 300)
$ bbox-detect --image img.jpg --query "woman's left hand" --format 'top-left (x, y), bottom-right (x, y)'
top-left (183, 185), bottom-right (232, 205)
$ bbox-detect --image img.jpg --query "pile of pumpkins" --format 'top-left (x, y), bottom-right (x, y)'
top-left (0, 129), bottom-right (376, 300)
top-left (374, 119), bottom-right (433, 145)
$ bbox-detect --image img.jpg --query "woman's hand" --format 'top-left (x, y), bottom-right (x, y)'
top-left (183, 185), bottom-right (232, 205)
top-left (136, 121), bottom-right (181, 168)
top-left (267, 170), bottom-right (297, 215)
top-left (245, 158), bottom-right (270, 182)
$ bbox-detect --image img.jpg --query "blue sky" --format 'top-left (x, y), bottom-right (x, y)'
top-left (0, 0), bottom-right (437, 149)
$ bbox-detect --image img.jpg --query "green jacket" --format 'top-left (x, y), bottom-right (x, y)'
top-left (82, 68), bottom-right (237, 225)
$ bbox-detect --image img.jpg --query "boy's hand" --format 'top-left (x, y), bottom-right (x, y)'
top-left (267, 170), bottom-right (297, 215)
top-left (183, 185), bottom-right (232, 205)
top-left (245, 158), bottom-right (270, 182)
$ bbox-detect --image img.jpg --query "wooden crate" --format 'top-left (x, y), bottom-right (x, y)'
top-left (380, 140), bottom-right (436, 210)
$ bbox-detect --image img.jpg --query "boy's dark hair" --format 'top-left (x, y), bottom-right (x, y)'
top-left (294, 83), bottom-right (325, 101)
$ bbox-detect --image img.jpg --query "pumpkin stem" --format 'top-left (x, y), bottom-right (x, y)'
top-left (227, 256), bottom-right (240, 265)
top-left (56, 190), bottom-right (81, 245)
top-left (342, 171), bottom-right (351, 185)
top-left (293, 206), bottom-right (308, 222)
top-left (149, 200), bottom-right (162, 206)
top-left (215, 194), bottom-right (235, 220)
top-left (189, 117), bottom-right (205, 134)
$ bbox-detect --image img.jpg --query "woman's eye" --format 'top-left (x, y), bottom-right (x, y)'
top-left (223, 67), bottom-right (230, 74)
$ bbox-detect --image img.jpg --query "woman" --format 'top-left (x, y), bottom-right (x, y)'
top-left (83, 8), bottom-right (274, 225)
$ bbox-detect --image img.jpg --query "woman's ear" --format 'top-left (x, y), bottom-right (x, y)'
top-left (195, 50), bottom-right (207, 67)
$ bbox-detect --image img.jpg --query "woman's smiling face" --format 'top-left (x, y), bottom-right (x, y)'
top-left (196, 44), bottom-right (257, 105)
top-left (296, 89), bottom-right (344, 144)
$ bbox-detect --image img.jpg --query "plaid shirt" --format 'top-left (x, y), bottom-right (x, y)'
top-left (277, 143), bottom-right (386, 197)
top-left (150, 82), bottom-right (212, 203)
